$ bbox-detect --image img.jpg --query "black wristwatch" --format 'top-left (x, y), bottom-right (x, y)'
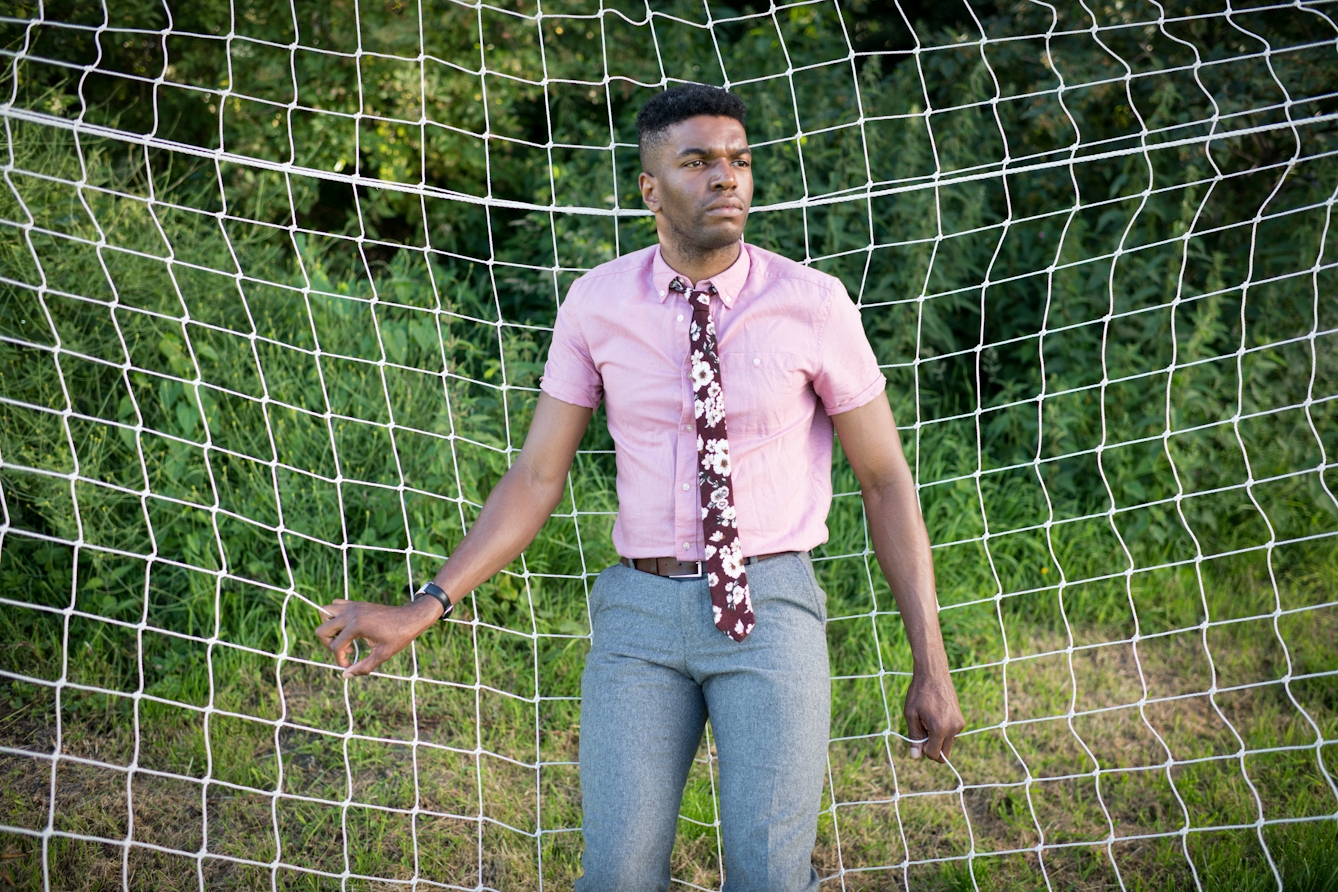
top-left (413, 581), bottom-right (454, 621)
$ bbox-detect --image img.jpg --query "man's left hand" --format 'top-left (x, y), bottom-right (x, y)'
top-left (904, 667), bottom-right (966, 763)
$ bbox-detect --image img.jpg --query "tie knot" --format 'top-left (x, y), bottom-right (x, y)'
top-left (669, 277), bottom-right (718, 306)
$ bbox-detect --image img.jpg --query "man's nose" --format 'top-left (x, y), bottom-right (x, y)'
top-left (711, 159), bottom-right (737, 189)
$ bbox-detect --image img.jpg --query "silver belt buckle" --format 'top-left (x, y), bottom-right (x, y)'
top-left (668, 560), bottom-right (704, 579)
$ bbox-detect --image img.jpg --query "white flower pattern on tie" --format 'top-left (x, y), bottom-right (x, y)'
top-left (671, 276), bottom-right (755, 641)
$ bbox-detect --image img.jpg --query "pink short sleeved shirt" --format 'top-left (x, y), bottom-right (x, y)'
top-left (540, 242), bottom-right (886, 560)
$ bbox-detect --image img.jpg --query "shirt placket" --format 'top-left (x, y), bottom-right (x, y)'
top-left (674, 290), bottom-right (699, 558)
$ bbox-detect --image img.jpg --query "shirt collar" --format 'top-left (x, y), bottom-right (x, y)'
top-left (651, 242), bottom-right (751, 309)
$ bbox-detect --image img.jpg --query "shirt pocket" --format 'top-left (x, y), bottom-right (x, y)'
top-left (717, 352), bottom-right (804, 436)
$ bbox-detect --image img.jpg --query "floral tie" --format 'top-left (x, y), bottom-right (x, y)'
top-left (671, 277), bottom-right (755, 642)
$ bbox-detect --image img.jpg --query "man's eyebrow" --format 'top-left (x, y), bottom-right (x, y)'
top-left (675, 145), bottom-right (753, 157)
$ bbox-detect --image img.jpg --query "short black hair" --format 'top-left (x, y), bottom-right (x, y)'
top-left (636, 83), bottom-right (747, 171)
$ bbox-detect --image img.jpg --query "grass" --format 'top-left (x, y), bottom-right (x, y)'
top-left (0, 531), bottom-right (1335, 890)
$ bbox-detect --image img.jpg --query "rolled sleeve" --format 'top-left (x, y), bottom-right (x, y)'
top-left (540, 290), bottom-right (603, 409)
top-left (813, 287), bottom-right (885, 415)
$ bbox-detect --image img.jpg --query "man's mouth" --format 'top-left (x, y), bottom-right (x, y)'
top-left (704, 200), bottom-right (746, 217)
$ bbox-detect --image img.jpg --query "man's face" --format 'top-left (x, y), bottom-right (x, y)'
top-left (639, 115), bottom-right (753, 252)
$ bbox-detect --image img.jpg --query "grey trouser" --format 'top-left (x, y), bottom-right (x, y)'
top-left (575, 552), bottom-right (830, 892)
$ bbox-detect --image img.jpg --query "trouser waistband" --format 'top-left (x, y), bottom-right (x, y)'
top-left (618, 550), bottom-right (801, 579)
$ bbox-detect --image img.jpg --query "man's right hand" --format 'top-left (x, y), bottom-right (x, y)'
top-left (316, 595), bottom-right (443, 679)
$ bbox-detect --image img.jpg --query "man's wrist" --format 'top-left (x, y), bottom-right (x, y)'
top-left (419, 580), bottom-right (455, 617)
top-left (407, 590), bottom-right (447, 625)
top-left (911, 645), bottom-right (952, 678)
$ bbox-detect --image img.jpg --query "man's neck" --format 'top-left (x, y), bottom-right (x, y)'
top-left (658, 238), bottom-right (741, 287)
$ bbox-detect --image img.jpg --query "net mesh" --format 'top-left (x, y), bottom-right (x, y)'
top-left (0, 0), bottom-right (1336, 888)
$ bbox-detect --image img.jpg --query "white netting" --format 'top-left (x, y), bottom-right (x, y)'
top-left (0, 0), bottom-right (1336, 889)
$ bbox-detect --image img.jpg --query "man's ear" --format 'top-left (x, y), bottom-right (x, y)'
top-left (639, 170), bottom-right (660, 213)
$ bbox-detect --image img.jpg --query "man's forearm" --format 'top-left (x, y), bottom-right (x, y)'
top-left (864, 471), bottom-right (965, 759)
top-left (863, 477), bottom-right (950, 675)
top-left (314, 395), bottom-right (591, 677)
top-left (426, 462), bottom-right (569, 609)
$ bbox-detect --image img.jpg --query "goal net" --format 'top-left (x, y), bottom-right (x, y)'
top-left (1, 0), bottom-right (1336, 889)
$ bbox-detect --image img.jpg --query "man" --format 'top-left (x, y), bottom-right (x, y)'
top-left (316, 83), bottom-right (964, 891)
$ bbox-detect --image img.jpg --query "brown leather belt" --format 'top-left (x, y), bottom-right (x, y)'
top-left (620, 551), bottom-right (795, 578)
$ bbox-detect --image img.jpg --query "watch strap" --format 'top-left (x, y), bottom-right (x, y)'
top-left (414, 580), bottom-right (453, 621)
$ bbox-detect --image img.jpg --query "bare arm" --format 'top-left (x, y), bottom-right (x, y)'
top-left (316, 393), bottom-right (594, 677)
top-left (831, 395), bottom-right (965, 762)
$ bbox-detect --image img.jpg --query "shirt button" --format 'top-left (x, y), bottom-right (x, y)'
top-left (684, 424), bottom-right (692, 432)
top-left (660, 290), bottom-right (667, 297)
top-left (683, 542), bottom-right (690, 550)
top-left (753, 357), bottom-right (761, 365)
top-left (677, 314), bottom-right (684, 322)
top-left (682, 482), bottom-right (690, 491)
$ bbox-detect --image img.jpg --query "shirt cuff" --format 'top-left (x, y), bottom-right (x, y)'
top-left (540, 375), bottom-right (602, 410)
top-left (823, 373), bottom-right (887, 416)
